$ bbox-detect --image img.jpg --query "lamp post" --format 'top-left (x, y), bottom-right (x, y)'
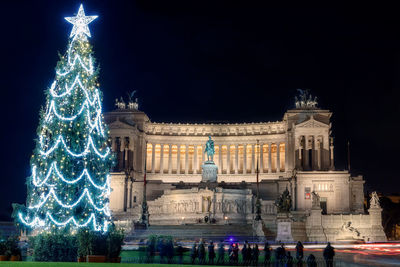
top-left (255, 140), bottom-right (262, 221)
top-left (140, 141), bottom-right (149, 228)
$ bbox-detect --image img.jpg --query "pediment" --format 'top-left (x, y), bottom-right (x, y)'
top-left (295, 116), bottom-right (328, 128)
top-left (108, 120), bottom-right (136, 130)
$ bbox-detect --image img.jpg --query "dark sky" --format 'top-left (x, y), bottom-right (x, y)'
top-left (0, 1), bottom-right (399, 220)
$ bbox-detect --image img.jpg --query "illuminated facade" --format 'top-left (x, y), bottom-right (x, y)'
top-left (104, 98), bottom-right (386, 242)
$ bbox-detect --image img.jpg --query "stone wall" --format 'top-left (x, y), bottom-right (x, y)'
top-left (146, 187), bottom-right (254, 225)
top-left (306, 207), bottom-right (387, 242)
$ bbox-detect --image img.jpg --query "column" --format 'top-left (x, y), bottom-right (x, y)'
top-left (317, 140), bottom-right (321, 170)
top-left (120, 137), bottom-right (125, 170)
top-left (330, 137), bottom-right (334, 170)
top-left (227, 145), bottom-right (231, 174)
top-left (277, 143), bottom-right (280, 173)
top-left (268, 142), bottom-right (272, 173)
top-left (285, 139), bottom-right (288, 172)
top-left (218, 145), bottom-right (222, 174)
top-left (185, 145), bottom-right (189, 174)
top-left (310, 136), bottom-right (315, 170)
top-left (120, 137), bottom-right (125, 153)
top-left (194, 145), bottom-right (198, 174)
top-left (251, 144), bottom-right (255, 174)
top-left (305, 135), bottom-right (310, 170)
top-left (243, 144), bottom-right (247, 174)
top-left (310, 135), bottom-right (314, 170)
top-left (235, 144), bottom-right (239, 174)
top-left (168, 144), bottom-right (172, 174)
top-left (260, 143), bottom-right (264, 173)
top-left (160, 144), bottom-right (164, 174)
top-left (124, 138), bottom-right (129, 161)
top-left (127, 179), bottom-right (132, 209)
top-left (112, 137), bottom-right (116, 152)
top-left (299, 137), bottom-right (303, 170)
top-left (128, 137), bottom-right (134, 151)
top-left (151, 143), bottom-right (155, 174)
top-left (177, 144), bottom-right (181, 174)
top-left (298, 138), bottom-right (302, 160)
top-left (128, 137), bottom-right (134, 170)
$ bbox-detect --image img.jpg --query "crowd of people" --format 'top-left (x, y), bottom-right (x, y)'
top-left (190, 240), bottom-right (260, 265)
top-left (145, 238), bottom-right (336, 266)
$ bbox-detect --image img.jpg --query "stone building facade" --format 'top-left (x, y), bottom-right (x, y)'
top-left (104, 98), bottom-right (386, 242)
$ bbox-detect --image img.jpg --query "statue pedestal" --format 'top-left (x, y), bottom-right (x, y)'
top-left (306, 208), bottom-right (326, 242)
top-left (201, 161), bottom-right (218, 182)
top-left (275, 213), bottom-right (294, 243)
top-left (367, 207), bottom-right (387, 242)
top-left (253, 220), bottom-right (265, 241)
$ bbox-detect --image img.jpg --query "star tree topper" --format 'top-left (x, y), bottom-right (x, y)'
top-left (65, 4), bottom-right (98, 38)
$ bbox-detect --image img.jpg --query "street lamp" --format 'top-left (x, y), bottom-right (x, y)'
top-left (224, 216), bottom-right (229, 224)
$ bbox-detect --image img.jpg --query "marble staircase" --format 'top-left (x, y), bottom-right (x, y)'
top-left (127, 224), bottom-right (275, 242)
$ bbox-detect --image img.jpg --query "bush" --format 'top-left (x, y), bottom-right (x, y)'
top-left (77, 229), bottom-right (91, 258)
top-left (77, 226), bottom-right (125, 258)
top-left (6, 236), bottom-right (21, 257)
top-left (30, 225), bottom-right (125, 261)
top-left (89, 231), bottom-right (107, 255)
top-left (107, 226), bottom-right (124, 258)
top-left (0, 239), bottom-right (7, 255)
top-left (31, 232), bottom-right (77, 262)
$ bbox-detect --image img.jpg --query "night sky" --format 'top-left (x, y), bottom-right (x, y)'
top-left (1, 1), bottom-right (399, 220)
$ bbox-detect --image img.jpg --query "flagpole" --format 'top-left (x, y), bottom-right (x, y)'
top-left (255, 140), bottom-right (261, 221)
top-left (347, 141), bottom-right (351, 172)
top-left (141, 141), bottom-right (149, 228)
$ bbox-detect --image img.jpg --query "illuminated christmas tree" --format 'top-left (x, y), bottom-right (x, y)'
top-left (15, 5), bottom-right (114, 232)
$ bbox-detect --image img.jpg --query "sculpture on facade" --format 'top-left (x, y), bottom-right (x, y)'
top-left (340, 221), bottom-right (363, 240)
top-left (127, 90), bottom-right (139, 110)
top-left (275, 187), bottom-right (292, 213)
top-left (295, 89), bottom-right (318, 109)
top-left (127, 90), bottom-right (136, 102)
top-left (204, 136), bottom-right (215, 162)
top-left (115, 96), bottom-right (126, 109)
top-left (370, 191), bottom-right (380, 208)
top-left (311, 191), bottom-right (321, 209)
top-left (115, 91), bottom-right (139, 110)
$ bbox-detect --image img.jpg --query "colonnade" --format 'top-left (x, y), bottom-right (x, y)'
top-left (111, 136), bottom-right (134, 171)
top-left (296, 135), bottom-right (333, 170)
top-left (146, 142), bottom-right (286, 174)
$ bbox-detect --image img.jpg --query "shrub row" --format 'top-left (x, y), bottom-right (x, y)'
top-left (0, 236), bottom-right (21, 258)
top-left (30, 225), bottom-right (124, 262)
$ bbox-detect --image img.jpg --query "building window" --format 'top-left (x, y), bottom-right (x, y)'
top-left (313, 182), bottom-right (333, 192)
top-left (133, 196), bottom-right (137, 203)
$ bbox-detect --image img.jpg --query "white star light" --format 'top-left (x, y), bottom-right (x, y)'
top-left (65, 4), bottom-right (97, 38)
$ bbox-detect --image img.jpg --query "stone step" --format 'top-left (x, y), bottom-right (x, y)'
top-left (128, 224), bottom-right (275, 242)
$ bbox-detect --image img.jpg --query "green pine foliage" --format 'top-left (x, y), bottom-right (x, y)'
top-left (14, 11), bottom-right (114, 233)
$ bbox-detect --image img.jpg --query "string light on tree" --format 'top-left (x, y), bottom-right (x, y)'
top-left (14, 4), bottom-right (114, 233)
